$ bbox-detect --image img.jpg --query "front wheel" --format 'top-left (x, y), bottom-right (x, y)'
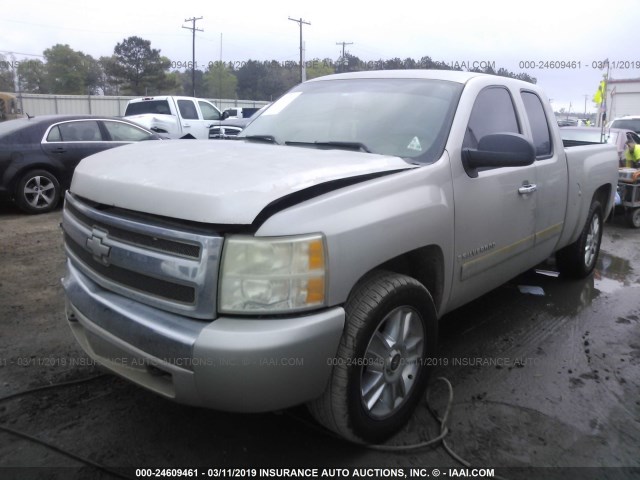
top-left (15, 169), bottom-right (61, 214)
top-left (556, 200), bottom-right (603, 278)
top-left (308, 271), bottom-right (438, 444)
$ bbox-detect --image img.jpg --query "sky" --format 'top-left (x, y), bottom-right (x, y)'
top-left (1, 0), bottom-right (637, 114)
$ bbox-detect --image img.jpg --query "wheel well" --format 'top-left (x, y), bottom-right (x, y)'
top-left (593, 184), bottom-right (612, 213)
top-left (373, 245), bottom-right (445, 313)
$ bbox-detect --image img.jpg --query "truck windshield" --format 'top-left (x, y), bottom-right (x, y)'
top-left (240, 78), bottom-right (463, 163)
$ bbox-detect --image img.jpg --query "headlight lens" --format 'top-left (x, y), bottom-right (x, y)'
top-left (219, 234), bottom-right (326, 314)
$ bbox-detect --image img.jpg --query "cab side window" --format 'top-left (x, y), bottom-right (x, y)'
top-left (463, 87), bottom-right (520, 149)
top-left (57, 121), bottom-right (102, 142)
top-left (177, 100), bottom-right (199, 120)
top-left (521, 91), bottom-right (552, 157)
top-left (198, 101), bottom-right (221, 121)
top-left (103, 121), bottom-right (154, 141)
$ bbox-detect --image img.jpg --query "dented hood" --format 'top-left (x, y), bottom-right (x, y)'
top-left (70, 140), bottom-right (415, 224)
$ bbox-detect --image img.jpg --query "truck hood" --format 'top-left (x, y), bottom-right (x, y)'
top-left (70, 140), bottom-right (415, 224)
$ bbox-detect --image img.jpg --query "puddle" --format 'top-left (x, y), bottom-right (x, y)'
top-left (593, 251), bottom-right (635, 294)
top-left (512, 250), bottom-right (636, 316)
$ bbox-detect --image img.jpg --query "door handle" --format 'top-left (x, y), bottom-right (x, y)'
top-left (518, 184), bottom-right (537, 194)
top-left (52, 148), bottom-right (67, 154)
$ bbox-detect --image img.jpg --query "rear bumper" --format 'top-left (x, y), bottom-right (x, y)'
top-left (62, 260), bottom-right (345, 412)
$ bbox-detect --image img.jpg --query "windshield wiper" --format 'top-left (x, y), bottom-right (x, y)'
top-left (285, 141), bottom-right (371, 153)
top-left (243, 135), bottom-right (278, 144)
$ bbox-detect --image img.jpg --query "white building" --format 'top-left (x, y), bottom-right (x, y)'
top-left (607, 77), bottom-right (640, 120)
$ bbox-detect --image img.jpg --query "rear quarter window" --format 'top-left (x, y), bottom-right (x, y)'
top-left (521, 91), bottom-right (552, 157)
top-left (47, 126), bottom-right (62, 142)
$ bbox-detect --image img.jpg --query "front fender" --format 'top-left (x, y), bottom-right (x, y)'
top-left (256, 154), bottom-right (455, 310)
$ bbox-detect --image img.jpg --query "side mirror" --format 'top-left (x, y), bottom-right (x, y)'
top-left (462, 133), bottom-right (535, 177)
top-left (221, 111), bottom-right (230, 120)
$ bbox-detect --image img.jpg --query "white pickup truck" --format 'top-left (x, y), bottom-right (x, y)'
top-left (124, 96), bottom-right (223, 139)
top-left (61, 70), bottom-right (618, 444)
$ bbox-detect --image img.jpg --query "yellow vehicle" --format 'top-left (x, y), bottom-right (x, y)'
top-left (0, 92), bottom-right (21, 121)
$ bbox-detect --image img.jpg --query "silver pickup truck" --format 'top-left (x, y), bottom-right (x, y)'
top-left (61, 70), bottom-right (618, 444)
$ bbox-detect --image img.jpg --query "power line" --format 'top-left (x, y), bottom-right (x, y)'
top-left (182, 16), bottom-right (203, 97)
top-left (288, 17), bottom-right (310, 83)
top-left (0, 50), bottom-right (45, 58)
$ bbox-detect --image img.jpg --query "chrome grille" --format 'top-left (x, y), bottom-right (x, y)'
top-left (65, 201), bottom-right (202, 259)
top-left (209, 126), bottom-right (242, 139)
top-left (64, 233), bottom-right (196, 303)
top-left (62, 192), bottom-right (223, 319)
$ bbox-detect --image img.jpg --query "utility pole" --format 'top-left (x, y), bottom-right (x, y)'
top-left (183, 16), bottom-right (203, 97)
top-left (336, 42), bottom-right (353, 71)
top-left (8, 52), bottom-right (23, 114)
top-left (219, 33), bottom-right (223, 106)
top-left (600, 59), bottom-right (610, 136)
top-left (288, 17), bottom-right (310, 83)
top-left (583, 94), bottom-right (588, 116)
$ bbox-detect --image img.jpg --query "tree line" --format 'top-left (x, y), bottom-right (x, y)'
top-left (0, 36), bottom-right (536, 101)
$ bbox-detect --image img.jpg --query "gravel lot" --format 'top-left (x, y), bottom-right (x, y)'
top-left (0, 201), bottom-right (639, 480)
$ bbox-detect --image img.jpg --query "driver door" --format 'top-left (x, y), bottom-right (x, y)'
top-left (448, 86), bottom-right (538, 310)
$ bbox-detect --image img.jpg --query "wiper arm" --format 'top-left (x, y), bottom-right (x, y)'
top-left (243, 135), bottom-right (278, 144)
top-left (285, 141), bottom-right (371, 153)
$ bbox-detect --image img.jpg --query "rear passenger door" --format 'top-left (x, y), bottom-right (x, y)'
top-left (42, 119), bottom-right (110, 166)
top-left (41, 119), bottom-right (113, 186)
top-left (520, 90), bottom-right (568, 258)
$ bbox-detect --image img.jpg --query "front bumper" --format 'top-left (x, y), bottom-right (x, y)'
top-left (62, 260), bottom-right (345, 412)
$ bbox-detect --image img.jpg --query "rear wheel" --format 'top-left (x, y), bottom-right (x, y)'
top-left (556, 200), bottom-right (603, 278)
top-left (626, 207), bottom-right (640, 228)
top-left (308, 271), bottom-right (438, 443)
top-left (15, 169), bottom-right (61, 214)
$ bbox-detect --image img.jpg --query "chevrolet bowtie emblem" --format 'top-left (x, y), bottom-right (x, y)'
top-left (86, 228), bottom-right (111, 265)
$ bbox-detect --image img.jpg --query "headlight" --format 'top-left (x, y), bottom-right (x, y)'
top-left (219, 234), bottom-right (326, 314)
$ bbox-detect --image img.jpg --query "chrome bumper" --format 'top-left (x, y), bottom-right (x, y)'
top-left (63, 260), bottom-right (345, 412)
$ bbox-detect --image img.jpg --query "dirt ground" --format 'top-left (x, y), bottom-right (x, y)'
top-left (0, 201), bottom-right (639, 480)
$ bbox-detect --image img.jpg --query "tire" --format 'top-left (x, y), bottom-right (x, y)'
top-left (626, 208), bottom-right (640, 229)
top-left (556, 200), bottom-right (603, 278)
top-left (15, 169), bottom-right (61, 214)
top-left (308, 271), bottom-right (438, 444)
